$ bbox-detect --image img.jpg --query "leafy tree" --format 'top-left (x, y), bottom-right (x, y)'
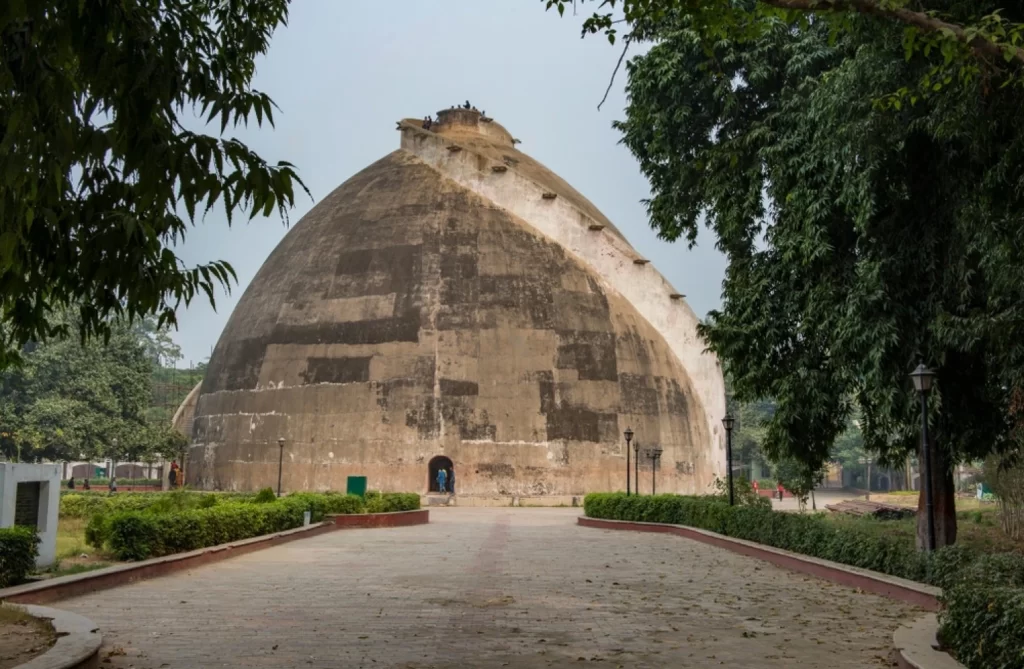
top-left (983, 449), bottom-right (1024, 540)
top-left (133, 318), bottom-right (183, 368)
top-left (774, 457), bottom-right (826, 511)
top-left (546, 1), bottom-right (1024, 100)
top-left (0, 0), bottom-right (306, 369)
top-left (0, 311), bottom-right (153, 462)
top-left (581, 5), bottom-right (1024, 548)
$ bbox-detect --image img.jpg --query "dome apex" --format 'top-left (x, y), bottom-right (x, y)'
top-left (431, 107), bottom-right (515, 147)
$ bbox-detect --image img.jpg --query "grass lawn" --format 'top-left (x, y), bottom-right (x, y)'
top-left (41, 518), bottom-right (116, 578)
top-left (823, 502), bottom-right (1021, 555)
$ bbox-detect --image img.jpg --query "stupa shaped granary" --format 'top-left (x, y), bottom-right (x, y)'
top-left (188, 108), bottom-right (726, 501)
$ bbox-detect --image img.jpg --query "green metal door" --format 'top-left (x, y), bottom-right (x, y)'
top-left (347, 476), bottom-right (367, 498)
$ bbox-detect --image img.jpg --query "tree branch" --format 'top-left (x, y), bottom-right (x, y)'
top-left (598, 36), bottom-right (632, 111)
top-left (762, 0), bottom-right (1024, 66)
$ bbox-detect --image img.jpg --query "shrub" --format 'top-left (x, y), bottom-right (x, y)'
top-left (103, 496), bottom-right (326, 561)
top-left (712, 476), bottom-right (772, 510)
top-left (291, 492), bottom-right (363, 515)
top-left (583, 493), bottom-right (1024, 669)
top-left (253, 487), bottom-right (277, 504)
top-left (363, 491), bottom-right (420, 513)
top-left (86, 490), bottom-right (421, 562)
top-left (61, 491), bottom-right (253, 519)
top-left (383, 492), bottom-right (420, 512)
top-left (84, 513), bottom-right (112, 550)
top-left (0, 526), bottom-right (39, 587)
top-left (107, 512), bottom-right (161, 561)
top-left (938, 553), bottom-right (1024, 669)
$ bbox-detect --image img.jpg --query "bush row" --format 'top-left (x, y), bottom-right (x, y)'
top-left (92, 496), bottom-right (324, 561)
top-left (0, 526), bottom-right (40, 587)
top-left (87, 490), bottom-right (421, 561)
top-left (60, 491), bottom-right (254, 518)
top-left (583, 493), bottom-right (1024, 669)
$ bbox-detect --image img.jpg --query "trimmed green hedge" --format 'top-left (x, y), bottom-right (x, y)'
top-left (0, 526), bottom-right (40, 587)
top-left (103, 496), bottom-right (322, 560)
top-left (88, 491), bottom-right (421, 562)
top-left (938, 552), bottom-right (1024, 669)
top-left (364, 491), bottom-right (420, 513)
top-left (61, 491), bottom-right (253, 518)
top-left (62, 490), bottom-right (421, 519)
top-left (583, 493), bottom-right (1024, 669)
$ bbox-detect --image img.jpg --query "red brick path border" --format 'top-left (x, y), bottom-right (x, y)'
top-left (578, 516), bottom-right (940, 611)
top-left (1, 509), bottom-right (429, 606)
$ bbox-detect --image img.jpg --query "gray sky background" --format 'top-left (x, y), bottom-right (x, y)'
top-left (170, 0), bottom-right (726, 366)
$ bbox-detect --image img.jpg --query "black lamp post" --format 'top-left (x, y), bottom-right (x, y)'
top-left (722, 415), bottom-right (736, 506)
top-left (910, 364), bottom-right (937, 551)
top-left (624, 427), bottom-right (634, 496)
top-left (649, 446), bottom-right (663, 495)
top-left (277, 437), bottom-right (285, 498)
top-left (633, 439), bottom-right (641, 495)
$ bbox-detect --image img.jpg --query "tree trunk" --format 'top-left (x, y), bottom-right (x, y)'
top-left (916, 444), bottom-right (958, 549)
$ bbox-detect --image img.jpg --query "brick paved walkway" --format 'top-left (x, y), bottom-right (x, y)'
top-left (60, 508), bottom-right (916, 668)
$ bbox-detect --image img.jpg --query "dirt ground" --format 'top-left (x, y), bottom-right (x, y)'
top-left (0, 606), bottom-right (55, 669)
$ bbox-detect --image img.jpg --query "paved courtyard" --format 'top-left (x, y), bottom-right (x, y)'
top-left (60, 508), bottom-right (916, 668)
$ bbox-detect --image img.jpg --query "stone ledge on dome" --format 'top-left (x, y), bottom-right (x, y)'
top-left (432, 107), bottom-right (516, 147)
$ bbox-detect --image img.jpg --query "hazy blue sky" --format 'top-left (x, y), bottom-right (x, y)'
top-left (170, 0), bottom-right (725, 366)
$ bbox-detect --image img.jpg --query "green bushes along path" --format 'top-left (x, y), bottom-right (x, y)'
top-left (583, 493), bottom-right (1024, 669)
top-left (84, 490), bottom-right (420, 562)
top-left (0, 526), bottom-right (40, 587)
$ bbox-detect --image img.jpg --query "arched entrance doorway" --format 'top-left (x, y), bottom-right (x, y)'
top-left (428, 455), bottom-right (454, 494)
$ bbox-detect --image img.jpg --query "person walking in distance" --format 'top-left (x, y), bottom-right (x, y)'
top-left (436, 467), bottom-right (448, 494)
top-left (777, 482), bottom-right (784, 501)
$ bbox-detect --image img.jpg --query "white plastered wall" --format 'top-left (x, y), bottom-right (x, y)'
top-left (0, 463), bottom-right (60, 567)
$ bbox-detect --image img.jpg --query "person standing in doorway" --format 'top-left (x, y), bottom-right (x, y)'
top-left (448, 467), bottom-right (455, 494)
top-left (436, 467), bottom-right (448, 494)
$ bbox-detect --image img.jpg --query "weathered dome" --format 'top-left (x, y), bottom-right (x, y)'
top-left (188, 111), bottom-right (725, 498)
